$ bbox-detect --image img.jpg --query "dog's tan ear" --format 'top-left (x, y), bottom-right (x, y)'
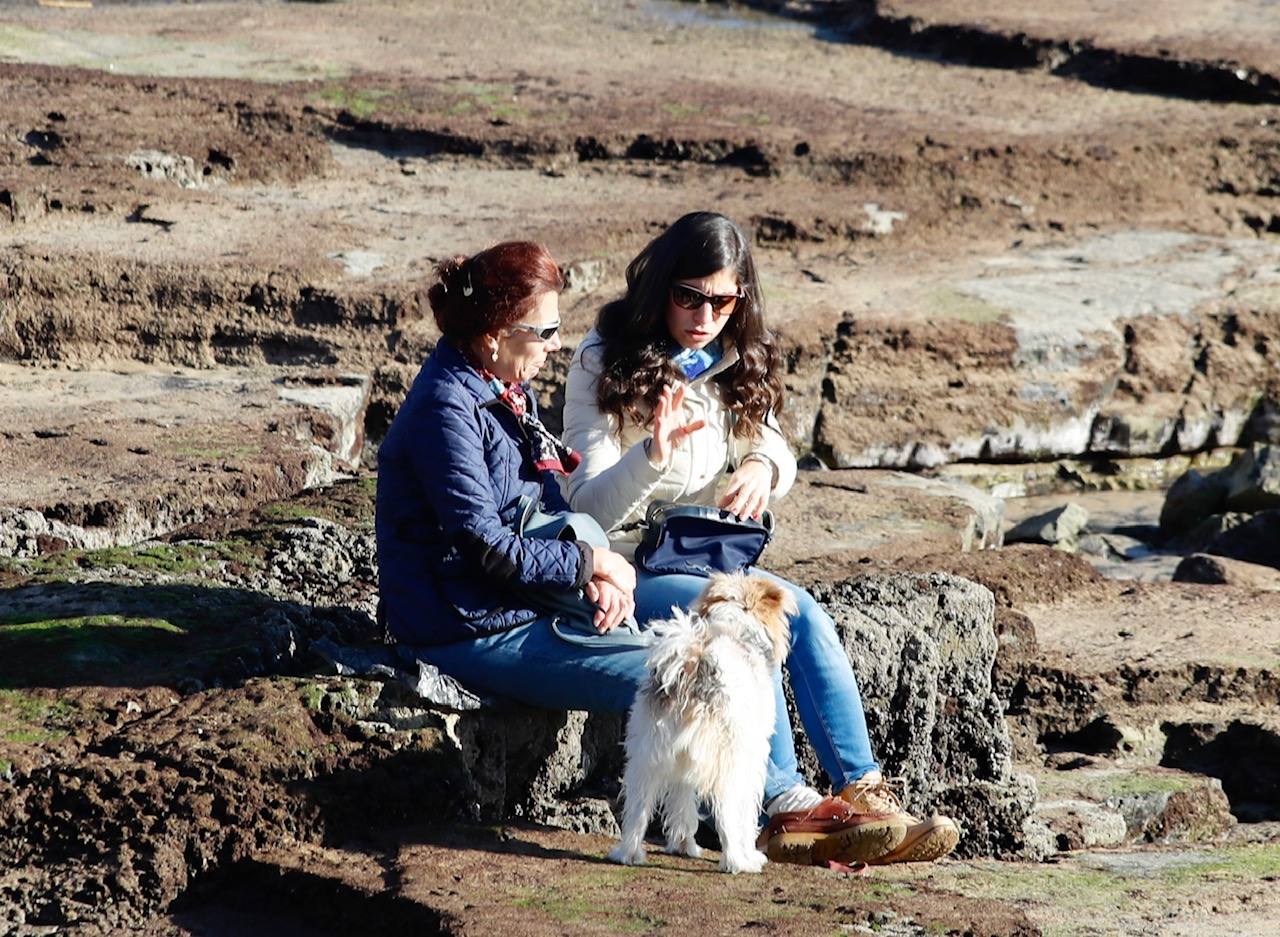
top-left (741, 576), bottom-right (797, 663)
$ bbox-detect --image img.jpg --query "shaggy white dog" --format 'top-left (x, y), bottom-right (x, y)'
top-left (609, 572), bottom-right (796, 874)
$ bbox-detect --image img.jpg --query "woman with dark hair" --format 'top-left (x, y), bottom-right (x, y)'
top-left (379, 239), bottom-right (906, 868)
top-left (563, 212), bottom-right (959, 865)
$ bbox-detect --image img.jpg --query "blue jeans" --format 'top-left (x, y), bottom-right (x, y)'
top-left (422, 570), bottom-right (879, 802)
top-left (634, 569), bottom-right (880, 798)
top-left (420, 616), bottom-right (649, 714)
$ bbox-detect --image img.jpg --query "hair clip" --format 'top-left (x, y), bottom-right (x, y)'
top-left (462, 270), bottom-right (474, 297)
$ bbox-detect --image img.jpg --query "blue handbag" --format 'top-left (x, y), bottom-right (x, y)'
top-left (633, 500), bottom-right (775, 577)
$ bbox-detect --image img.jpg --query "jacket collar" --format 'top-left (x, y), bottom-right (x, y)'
top-left (433, 339), bottom-right (507, 405)
top-left (577, 326), bottom-right (739, 386)
top-left (691, 342), bottom-right (739, 385)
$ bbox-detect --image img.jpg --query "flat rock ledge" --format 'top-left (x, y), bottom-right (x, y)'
top-left (0, 365), bottom-right (371, 558)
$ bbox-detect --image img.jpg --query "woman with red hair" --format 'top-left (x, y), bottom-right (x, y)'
top-left (377, 241), bottom-right (637, 679)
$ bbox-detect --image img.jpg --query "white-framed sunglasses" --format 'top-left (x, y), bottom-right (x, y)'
top-left (507, 320), bottom-right (561, 342)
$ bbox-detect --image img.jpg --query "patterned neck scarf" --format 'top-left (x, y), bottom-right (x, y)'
top-left (468, 353), bottom-right (581, 476)
top-left (671, 338), bottom-right (724, 380)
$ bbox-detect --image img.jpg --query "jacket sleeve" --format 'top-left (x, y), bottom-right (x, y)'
top-left (409, 390), bottom-right (587, 590)
top-left (733, 411), bottom-right (798, 501)
top-left (562, 340), bottom-right (672, 531)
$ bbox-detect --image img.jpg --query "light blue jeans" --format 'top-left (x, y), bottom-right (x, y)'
top-left (422, 569), bottom-right (879, 802)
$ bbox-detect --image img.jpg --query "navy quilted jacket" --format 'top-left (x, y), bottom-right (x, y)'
top-left (376, 341), bottom-right (589, 645)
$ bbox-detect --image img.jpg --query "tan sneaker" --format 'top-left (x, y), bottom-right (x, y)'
top-left (839, 774), bottom-right (960, 864)
top-left (756, 796), bottom-right (908, 866)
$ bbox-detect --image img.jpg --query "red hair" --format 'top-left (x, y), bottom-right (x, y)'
top-left (426, 241), bottom-right (563, 342)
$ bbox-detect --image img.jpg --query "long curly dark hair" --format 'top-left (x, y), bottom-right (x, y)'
top-left (594, 212), bottom-right (784, 440)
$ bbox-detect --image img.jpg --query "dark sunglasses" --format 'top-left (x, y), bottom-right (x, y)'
top-left (670, 283), bottom-right (744, 314)
top-left (507, 320), bottom-right (561, 342)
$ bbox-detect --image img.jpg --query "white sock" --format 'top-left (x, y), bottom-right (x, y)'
top-left (765, 784), bottom-right (825, 816)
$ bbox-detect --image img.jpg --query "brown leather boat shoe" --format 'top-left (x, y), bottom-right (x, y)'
top-left (756, 796), bottom-right (908, 866)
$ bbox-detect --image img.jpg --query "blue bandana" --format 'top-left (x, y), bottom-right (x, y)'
top-left (671, 339), bottom-right (723, 380)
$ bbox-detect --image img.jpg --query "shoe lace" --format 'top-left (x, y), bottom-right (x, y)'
top-left (847, 775), bottom-right (908, 815)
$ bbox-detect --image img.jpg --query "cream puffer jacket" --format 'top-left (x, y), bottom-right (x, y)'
top-left (562, 329), bottom-right (797, 555)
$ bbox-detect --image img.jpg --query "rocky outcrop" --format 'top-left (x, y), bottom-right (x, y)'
top-left (1202, 512), bottom-right (1280, 571)
top-left (1163, 716), bottom-right (1280, 822)
top-left (1026, 799), bottom-right (1128, 852)
top-left (0, 675), bottom-right (626, 934)
top-left (0, 366), bottom-right (372, 557)
top-left (338, 571), bottom-right (1035, 858)
top-left (1005, 503), bottom-right (1089, 552)
top-left (1159, 468), bottom-right (1231, 537)
top-left (11, 227), bottom-right (1280, 478)
top-left (1162, 444), bottom-right (1280, 529)
top-left (741, 0), bottom-right (1280, 106)
top-left (801, 573), bottom-right (1036, 858)
top-left (231, 516), bottom-right (381, 621)
top-left (767, 470), bottom-right (1005, 575)
top-left (1173, 553), bottom-right (1280, 590)
top-left (1027, 764), bottom-right (1237, 852)
top-left (812, 232), bottom-right (1280, 470)
top-left (0, 568), bottom-right (1042, 932)
top-left (1160, 445), bottom-right (1280, 569)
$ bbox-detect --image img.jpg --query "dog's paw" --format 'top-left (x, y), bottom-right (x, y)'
top-left (665, 839), bottom-right (706, 860)
top-left (663, 839), bottom-right (702, 860)
top-left (721, 849), bottom-right (768, 874)
top-left (608, 843), bottom-right (647, 866)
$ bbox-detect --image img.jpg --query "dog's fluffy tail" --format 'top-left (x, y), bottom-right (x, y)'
top-left (644, 609), bottom-right (714, 714)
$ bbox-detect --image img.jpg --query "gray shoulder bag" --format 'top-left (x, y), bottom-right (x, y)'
top-left (516, 495), bottom-right (654, 649)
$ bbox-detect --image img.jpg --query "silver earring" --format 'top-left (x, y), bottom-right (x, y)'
top-left (490, 347), bottom-right (498, 363)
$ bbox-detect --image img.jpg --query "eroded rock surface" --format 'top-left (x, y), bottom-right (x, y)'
top-left (804, 573), bottom-right (1035, 858)
top-left (815, 232), bottom-right (1280, 470)
top-left (0, 366), bottom-right (371, 556)
top-left (0, 542), bottom-right (1043, 931)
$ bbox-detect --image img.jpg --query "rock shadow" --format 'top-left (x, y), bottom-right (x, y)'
top-left (1163, 720), bottom-right (1280, 822)
top-left (0, 580), bottom-right (371, 689)
top-left (172, 856), bottom-right (451, 937)
top-left (793, 6), bottom-right (1280, 106)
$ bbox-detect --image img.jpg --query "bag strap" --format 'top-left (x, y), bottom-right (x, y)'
top-left (548, 615), bottom-right (655, 649)
top-left (515, 493), bottom-right (539, 536)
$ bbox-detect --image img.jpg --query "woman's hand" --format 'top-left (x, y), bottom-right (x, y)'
top-left (718, 459), bottom-right (773, 520)
top-left (649, 384), bottom-right (706, 468)
top-left (585, 578), bottom-right (635, 634)
top-left (591, 546), bottom-right (637, 594)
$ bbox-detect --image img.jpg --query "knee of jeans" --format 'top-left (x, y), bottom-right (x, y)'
top-left (788, 588), bottom-right (835, 637)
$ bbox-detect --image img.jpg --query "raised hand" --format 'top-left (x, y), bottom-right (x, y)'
top-left (649, 383), bottom-right (706, 468)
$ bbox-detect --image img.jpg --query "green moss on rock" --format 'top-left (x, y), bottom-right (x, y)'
top-left (4, 540), bottom-right (265, 582)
